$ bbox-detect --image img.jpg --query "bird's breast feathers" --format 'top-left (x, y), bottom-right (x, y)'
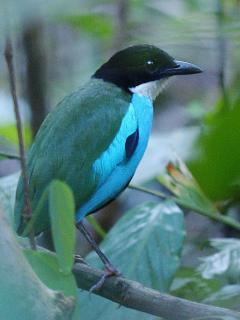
top-left (76, 93), bottom-right (153, 220)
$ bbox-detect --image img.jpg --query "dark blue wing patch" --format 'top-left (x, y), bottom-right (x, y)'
top-left (125, 128), bottom-right (139, 160)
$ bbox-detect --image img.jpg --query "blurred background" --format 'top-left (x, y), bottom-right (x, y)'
top-left (1, 0), bottom-right (238, 145)
top-left (0, 0), bottom-right (240, 263)
top-left (1, 1), bottom-right (240, 317)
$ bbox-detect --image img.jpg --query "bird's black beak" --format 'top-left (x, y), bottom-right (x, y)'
top-left (163, 60), bottom-right (202, 76)
top-left (173, 60), bottom-right (202, 75)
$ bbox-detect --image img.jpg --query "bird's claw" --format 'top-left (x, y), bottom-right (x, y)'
top-left (89, 265), bottom-right (121, 293)
top-left (74, 254), bottom-right (87, 265)
top-left (105, 262), bottom-right (121, 276)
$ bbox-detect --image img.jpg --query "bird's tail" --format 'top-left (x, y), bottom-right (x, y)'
top-left (14, 175), bottom-right (50, 236)
top-left (14, 175), bottom-right (25, 234)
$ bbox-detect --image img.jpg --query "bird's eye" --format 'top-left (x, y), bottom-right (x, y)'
top-left (145, 60), bottom-right (158, 73)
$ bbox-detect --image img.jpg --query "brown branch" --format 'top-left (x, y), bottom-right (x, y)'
top-left (73, 262), bottom-right (240, 320)
top-left (4, 37), bottom-right (36, 250)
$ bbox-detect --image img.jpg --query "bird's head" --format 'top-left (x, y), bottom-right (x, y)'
top-left (93, 44), bottom-right (202, 100)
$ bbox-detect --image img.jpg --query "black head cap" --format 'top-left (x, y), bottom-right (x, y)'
top-left (93, 44), bottom-right (202, 92)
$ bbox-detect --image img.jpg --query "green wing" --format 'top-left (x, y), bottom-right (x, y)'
top-left (15, 79), bottom-right (131, 234)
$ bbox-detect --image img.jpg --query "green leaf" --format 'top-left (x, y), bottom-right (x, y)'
top-left (157, 157), bottom-right (217, 216)
top-left (188, 96), bottom-right (240, 201)
top-left (198, 238), bottom-right (240, 283)
top-left (0, 209), bottom-right (75, 320)
top-left (49, 180), bottom-right (76, 274)
top-left (78, 200), bottom-right (185, 320)
top-left (24, 249), bottom-right (77, 298)
top-left (156, 158), bottom-right (240, 231)
top-left (203, 284), bottom-right (240, 311)
top-left (88, 200), bottom-right (185, 291)
top-left (170, 267), bottom-right (221, 302)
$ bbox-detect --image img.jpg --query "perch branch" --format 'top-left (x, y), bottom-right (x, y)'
top-left (4, 37), bottom-right (36, 250)
top-left (73, 262), bottom-right (240, 320)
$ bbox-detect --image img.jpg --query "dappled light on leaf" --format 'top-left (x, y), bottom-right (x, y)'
top-left (87, 200), bottom-right (185, 292)
top-left (198, 238), bottom-right (240, 283)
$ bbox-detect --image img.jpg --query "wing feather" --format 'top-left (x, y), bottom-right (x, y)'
top-left (15, 79), bottom-right (131, 233)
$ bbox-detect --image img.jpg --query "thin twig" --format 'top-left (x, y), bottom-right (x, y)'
top-left (129, 184), bottom-right (169, 199)
top-left (73, 262), bottom-right (240, 320)
top-left (129, 184), bottom-right (240, 231)
top-left (4, 37), bottom-right (36, 250)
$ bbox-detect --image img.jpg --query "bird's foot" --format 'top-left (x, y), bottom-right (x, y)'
top-left (90, 263), bottom-right (121, 293)
top-left (74, 254), bottom-right (87, 265)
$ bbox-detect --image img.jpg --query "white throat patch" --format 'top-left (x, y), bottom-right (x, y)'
top-left (129, 78), bottom-right (171, 101)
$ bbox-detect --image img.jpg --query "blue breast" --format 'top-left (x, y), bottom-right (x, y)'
top-left (76, 93), bottom-right (153, 221)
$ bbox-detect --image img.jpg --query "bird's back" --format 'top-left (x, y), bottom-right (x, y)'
top-left (15, 79), bottom-right (131, 234)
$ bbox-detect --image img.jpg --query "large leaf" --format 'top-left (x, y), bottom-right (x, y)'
top-left (88, 200), bottom-right (185, 291)
top-left (79, 200), bottom-right (185, 320)
top-left (188, 97), bottom-right (240, 201)
top-left (24, 249), bottom-right (77, 298)
top-left (198, 238), bottom-right (240, 283)
top-left (49, 180), bottom-right (76, 274)
top-left (0, 209), bottom-right (75, 320)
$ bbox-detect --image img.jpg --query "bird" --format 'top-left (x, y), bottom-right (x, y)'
top-left (14, 44), bottom-right (201, 280)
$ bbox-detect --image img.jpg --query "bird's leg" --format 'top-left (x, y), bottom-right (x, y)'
top-left (76, 221), bottom-right (120, 291)
top-left (76, 221), bottom-right (119, 271)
